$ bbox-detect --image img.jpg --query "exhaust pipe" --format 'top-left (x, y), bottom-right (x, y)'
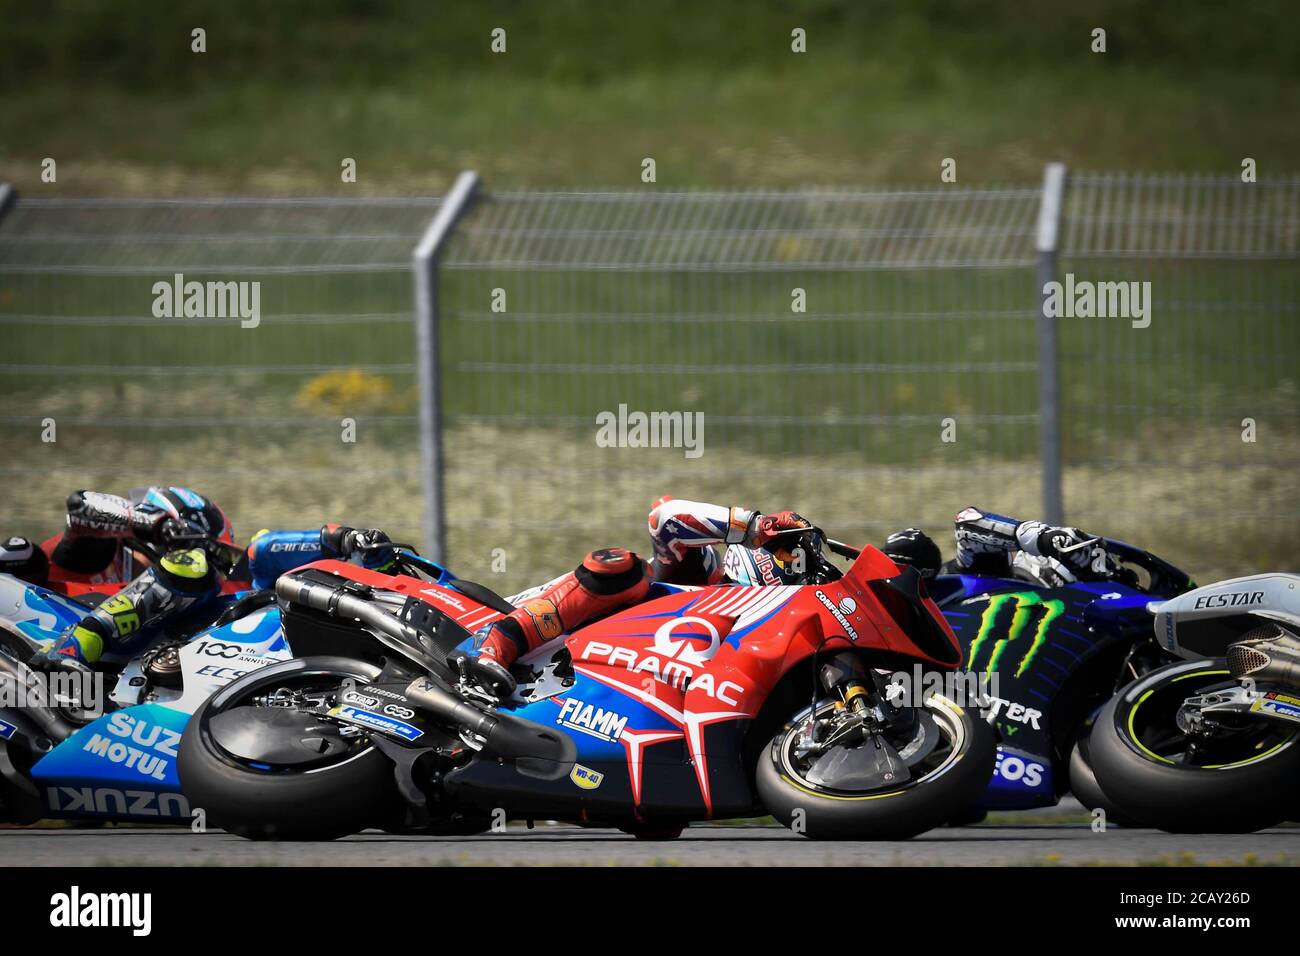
top-left (1227, 621), bottom-right (1300, 689)
top-left (403, 676), bottom-right (575, 772)
top-left (0, 656), bottom-right (76, 742)
top-left (404, 676), bottom-right (497, 739)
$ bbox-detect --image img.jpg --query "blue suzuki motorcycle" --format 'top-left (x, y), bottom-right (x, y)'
top-left (0, 573), bottom-right (291, 824)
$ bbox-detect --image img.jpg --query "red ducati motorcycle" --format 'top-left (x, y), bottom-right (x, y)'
top-left (178, 531), bottom-right (996, 840)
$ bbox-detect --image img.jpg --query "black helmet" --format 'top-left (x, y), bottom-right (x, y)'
top-left (0, 535), bottom-right (50, 586)
top-left (882, 528), bottom-right (941, 578)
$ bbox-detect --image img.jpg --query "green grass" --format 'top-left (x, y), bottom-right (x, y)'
top-left (0, 1), bottom-right (1296, 591)
top-left (1, 2), bottom-right (1298, 193)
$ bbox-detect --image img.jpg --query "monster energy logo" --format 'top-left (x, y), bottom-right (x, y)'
top-left (967, 591), bottom-right (1064, 677)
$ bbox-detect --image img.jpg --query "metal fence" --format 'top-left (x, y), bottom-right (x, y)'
top-left (1, 172), bottom-right (1295, 594)
top-left (1055, 174), bottom-right (1300, 575)
top-left (434, 184), bottom-right (1054, 592)
top-left (0, 196), bottom-right (441, 547)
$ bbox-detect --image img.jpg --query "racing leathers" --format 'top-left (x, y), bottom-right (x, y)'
top-left (950, 506), bottom-right (1106, 585)
top-left (468, 498), bottom-right (1109, 695)
top-left (468, 497), bottom-right (813, 693)
top-left (36, 488), bottom-right (394, 667)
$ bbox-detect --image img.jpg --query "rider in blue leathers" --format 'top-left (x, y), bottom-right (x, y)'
top-left (4, 486), bottom-right (395, 670)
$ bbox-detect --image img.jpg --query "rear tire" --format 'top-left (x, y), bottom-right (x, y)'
top-left (757, 694), bottom-right (996, 840)
top-left (178, 656), bottom-right (399, 841)
top-left (1088, 660), bottom-right (1300, 833)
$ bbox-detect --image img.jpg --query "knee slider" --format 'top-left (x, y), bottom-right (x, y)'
top-left (575, 548), bottom-right (650, 598)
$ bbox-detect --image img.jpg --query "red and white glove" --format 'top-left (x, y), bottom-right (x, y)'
top-left (749, 511), bottom-right (814, 549)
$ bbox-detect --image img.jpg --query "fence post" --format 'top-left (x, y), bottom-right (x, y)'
top-left (0, 184), bottom-right (16, 222)
top-left (412, 171), bottom-right (481, 564)
top-left (1034, 163), bottom-right (1067, 525)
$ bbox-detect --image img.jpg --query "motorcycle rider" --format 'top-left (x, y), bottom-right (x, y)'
top-left (12, 486), bottom-right (395, 670)
top-left (882, 507), bottom-right (1110, 587)
top-left (468, 498), bottom-right (1110, 695)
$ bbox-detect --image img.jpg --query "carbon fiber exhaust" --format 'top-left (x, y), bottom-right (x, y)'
top-left (404, 676), bottom-right (497, 739)
top-left (403, 676), bottom-right (575, 777)
top-left (1226, 621), bottom-right (1300, 689)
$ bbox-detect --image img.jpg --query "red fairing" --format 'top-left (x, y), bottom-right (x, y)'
top-left (39, 533), bottom-right (246, 596)
top-left (839, 544), bottom-right (962, 666)
top-left (291, 550), bottom-right (961, 817)
top-left (286, 559), bottom-right (510, 633)
top-left (566, 545), bottom-right (958, 725)
top-left (39, 533), bottom-right (138, 596)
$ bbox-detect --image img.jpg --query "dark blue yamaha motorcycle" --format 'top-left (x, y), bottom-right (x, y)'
top-left (926, 539), bottom-right (1195, 816)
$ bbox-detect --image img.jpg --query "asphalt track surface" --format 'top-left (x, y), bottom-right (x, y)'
top-left (3, 822), bottom-right (1298, 866)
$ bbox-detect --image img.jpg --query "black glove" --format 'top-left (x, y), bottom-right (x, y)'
top-left (321, 526), bottom-right (393, 561)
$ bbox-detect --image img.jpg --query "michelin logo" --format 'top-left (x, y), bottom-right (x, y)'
top-left (338, 705), bottom-right (423, 741)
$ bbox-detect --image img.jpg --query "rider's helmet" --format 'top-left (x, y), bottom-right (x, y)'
top-left (722, 545), bottom-right (805, 585)
top-left (722, 530), bottom-right (827, 586)
top-left (881, 528), bottom-right (942, 578)
top-left (135, 486), bottom-right (234, 545)
top-left (133, 486), bottom-right (236, 570)
top-left (0, 535), bottom-right (50, 586)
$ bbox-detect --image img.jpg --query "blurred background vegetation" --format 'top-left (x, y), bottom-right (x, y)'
top-left (0, 1), bottom-right (1295, 590)
top-left (2, 0), bottom-right (1298, 193)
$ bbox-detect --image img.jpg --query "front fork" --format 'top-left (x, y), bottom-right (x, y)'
top-left (802, 652), bottom-right (906, 749)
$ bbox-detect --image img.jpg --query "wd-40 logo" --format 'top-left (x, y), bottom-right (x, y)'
top-left (967, 592), bottom-right (1064, 677)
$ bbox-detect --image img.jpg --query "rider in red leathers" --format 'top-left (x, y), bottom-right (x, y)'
top-left (467, 498), bottom-right (1109, 696)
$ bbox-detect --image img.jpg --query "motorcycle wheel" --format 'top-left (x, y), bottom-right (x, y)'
top-left (1067, 732), bottom-right (1139, 828)
top-left (178, 656), bottom-right (401, 841)
top-left (756, 693), bottom-right (996, 840)
top-left (1088, 659), bottom-right (1300, 833)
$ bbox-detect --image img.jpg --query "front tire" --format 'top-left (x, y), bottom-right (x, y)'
top-left (1088, 660), bottom-right (1300, 833)
top-left (1067, 730), bottom-right (1139, 828)
top-left (178, 656), bottom-right (400, 841)
top-left (756, 694), bottom-right (996, 840)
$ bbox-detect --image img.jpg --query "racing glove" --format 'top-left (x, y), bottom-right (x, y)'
top-left (750, 511), bottom-right (814, 548)
top-left (1025, 523), bottom-right (1103, 575)
top-left (65, 491), bottom-right (169, 544)
top-left (321, 525), bottom-right (397, 570)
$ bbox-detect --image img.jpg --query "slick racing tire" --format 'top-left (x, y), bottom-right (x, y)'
top-left (1088, 660), bottom-right (1300, 833)
top-left (757, 694), bottom-right (996, 840)
top-left (1067, 731), bottom-right (1139, 829)
top-left (178, 656), bottom-right (400, 841)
